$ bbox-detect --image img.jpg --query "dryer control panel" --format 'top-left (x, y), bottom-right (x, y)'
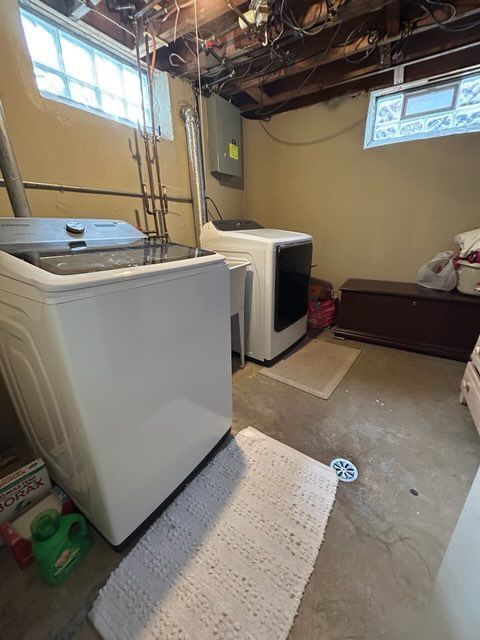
top-left (0, 218), bottom-right (145, 251)
top-left (211, 219), bottom-right (264, 231)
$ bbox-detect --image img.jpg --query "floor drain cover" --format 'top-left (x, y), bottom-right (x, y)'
top-left (330, 458), bottom-right (358, 482)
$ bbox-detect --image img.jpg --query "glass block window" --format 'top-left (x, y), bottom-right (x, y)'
top-left (20, 8), bottom-right (172, 138)
top-left (365, 71), bottom-right (480, 148)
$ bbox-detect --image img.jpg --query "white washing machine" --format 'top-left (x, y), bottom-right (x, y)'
top-left (0, 218), bottom-right (232, 546)
top-left (201, 220), bottom-right (312, 364)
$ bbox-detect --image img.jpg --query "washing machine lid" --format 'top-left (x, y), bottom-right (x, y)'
top-left (0, 218), bottom-right (223, 294)
top-left (0, 216), bottom-right (215, 274)
top-left (8, 240), bottom-right (214, 276)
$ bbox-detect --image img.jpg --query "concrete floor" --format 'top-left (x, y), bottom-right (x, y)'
top-left (1, 332), bottom-right (479, 640)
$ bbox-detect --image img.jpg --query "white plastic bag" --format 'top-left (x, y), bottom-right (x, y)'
top-left (417, 251), bottom-right (457, 291)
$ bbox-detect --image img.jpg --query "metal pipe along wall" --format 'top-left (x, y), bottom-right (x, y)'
top-left (0, 179), bottom-right (192, 204)
top-left (0, 100), bottom-right (32, 217)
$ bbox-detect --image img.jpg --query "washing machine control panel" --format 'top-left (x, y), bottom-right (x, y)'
top-left (0, 218), bottom-right (145, 251)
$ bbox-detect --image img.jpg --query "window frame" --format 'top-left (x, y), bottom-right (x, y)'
top-left (401, 83), bottom-right (458, 119)
top-left (364, 67), bottom-right (480, 149)
top-left (19, 2), bottom-right (172, 138)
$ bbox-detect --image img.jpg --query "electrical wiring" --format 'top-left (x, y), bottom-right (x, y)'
top-left (409, 0), bottom-right (480, 32)
top-left (283, 0), bottom-right (331, 37)
top-left (271, 0), bottom-right (286, 45)
top-left (169, 52), bottom-right (188, 66)
top-left (181, 27), bottom-right (223, 77)
top-left (158, 0), bottom-right (194, 23)
top-left (209, 45), bottom-right (285, 90)
top-left (173, 0), bottom-right (180, 42)
top-left (216, 62), bottom-right (253, 94)
top-left (78, 0), bottom-right (135, 36)
top-left (258, 117), bottom-right (363, 145)
top-left (340, 21), bottom-right (387, 65)
top-left (422, 0), bottom-right (456, 21)
top-left (342, 22), bottom-right (372, 64)
top-left (182, 37), bottom-right (198, 60)
top-left (212, 10), bottom-right (385, 101)
top-left (187, 0), bottom-right (293, 84)
top-left (183, 27), bottom-right (217, 44)
top-left (202, 45), bottom-right (277, 93)
top-left (390, 21), bottom-right (415, 61)
top-left (176, 0), bottom-right (479, 120)
top-left (253, 22), bottom-right (342, 117)
top-left (206, 196), bottom-right (223, 219)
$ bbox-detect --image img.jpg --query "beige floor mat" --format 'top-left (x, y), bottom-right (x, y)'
top-left (260, 339), bottom-right (360, 399)
top-left (90, 428), bottom-right (338, 640)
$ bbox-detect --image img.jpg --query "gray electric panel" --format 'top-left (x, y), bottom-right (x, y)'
top-left (206, 93), bottom-right (243, 181)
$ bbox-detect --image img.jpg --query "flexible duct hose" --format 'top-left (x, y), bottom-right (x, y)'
top-left (181, 105), bottom-right (207, 245)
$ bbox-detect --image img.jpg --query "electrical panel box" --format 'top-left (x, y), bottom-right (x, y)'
top-left (206, 93), bottom-right (243, 181)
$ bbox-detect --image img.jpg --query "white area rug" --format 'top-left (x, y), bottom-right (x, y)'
top-left (90, 427), bottom-right (338, 640)
top-left (260, 339), bottom-right (361, 400)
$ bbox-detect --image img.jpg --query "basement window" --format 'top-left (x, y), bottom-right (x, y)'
top-left (20, 7), bottom-right (172, 138)
top-left (364, 71), bottom-right (480, 148)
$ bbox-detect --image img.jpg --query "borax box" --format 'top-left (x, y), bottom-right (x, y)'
top-left (0, 458), bottom-right (51, 524)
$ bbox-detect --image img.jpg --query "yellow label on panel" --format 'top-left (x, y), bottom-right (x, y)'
top-left (229, 143), bottom-right (239, 160)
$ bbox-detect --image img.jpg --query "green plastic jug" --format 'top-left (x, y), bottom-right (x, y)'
top-left (31, 509), bottom-right (92, 586)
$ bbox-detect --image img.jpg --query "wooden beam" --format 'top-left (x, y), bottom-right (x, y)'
top-left (227, 1), bottom-right (480, 97)
top-left (81, 0), bottom-right (135, 48)
top-left (385, 0), bottom-right (400, 38)
top-left (213, 0), bottom-right (389, 61)
top-left (240, 27), bottom-right (480, 115)
top-left (240, 62), bottom-right (388, 114)
top-left (251, 41), bottom-right (480, 117)
top-left (148, 0), bottom-right (247, 44)
top-left (241, 73), bottom-right (394, 118)
top-left (160, 0), bottom-right (389, 79)
top-left (216, 0), bottom-right (390, 60)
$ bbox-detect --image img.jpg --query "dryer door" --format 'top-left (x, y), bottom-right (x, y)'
top-left (274, 242), bottom-right (312, 333)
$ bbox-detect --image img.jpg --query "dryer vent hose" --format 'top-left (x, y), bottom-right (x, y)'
top-left (181, 105), bottom-right (206, 245)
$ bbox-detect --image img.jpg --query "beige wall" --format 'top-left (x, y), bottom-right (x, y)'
top-left (244, 95), bottom-right (480, 290)
top-left (0, 0), bottom-right (244, 445)
top-left (0, 0), bottom-right (244, 232)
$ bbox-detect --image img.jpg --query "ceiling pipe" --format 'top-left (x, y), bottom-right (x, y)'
top-left (181, 104), bottom-right (207, 246)
top-left (0, 100), bottom-right (32, 217)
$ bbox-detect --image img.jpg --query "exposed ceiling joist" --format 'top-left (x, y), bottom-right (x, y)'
top-left (38, 0), bottom-right (480, 117)
top-left (68, 0), bottom-right (102, 21)
top-left (385, 0), bottom-right (401, 37)
top-left (145, 0), bottom-right (247, 42)
top-left (241, 27), bottom-right (480, 116)
top-left (161, 0), bottom-right (391, 80)
top-left (226, 1), bottom-right (480, 99)
top-left (257, 40), bottom-right (480, 116)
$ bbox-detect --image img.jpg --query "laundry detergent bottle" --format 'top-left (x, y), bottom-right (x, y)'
top-left (31, 509), bottom-right (92, 586)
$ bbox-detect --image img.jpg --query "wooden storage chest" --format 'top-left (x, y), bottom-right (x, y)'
top-left (334, 279), bottom-right (480, 361)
